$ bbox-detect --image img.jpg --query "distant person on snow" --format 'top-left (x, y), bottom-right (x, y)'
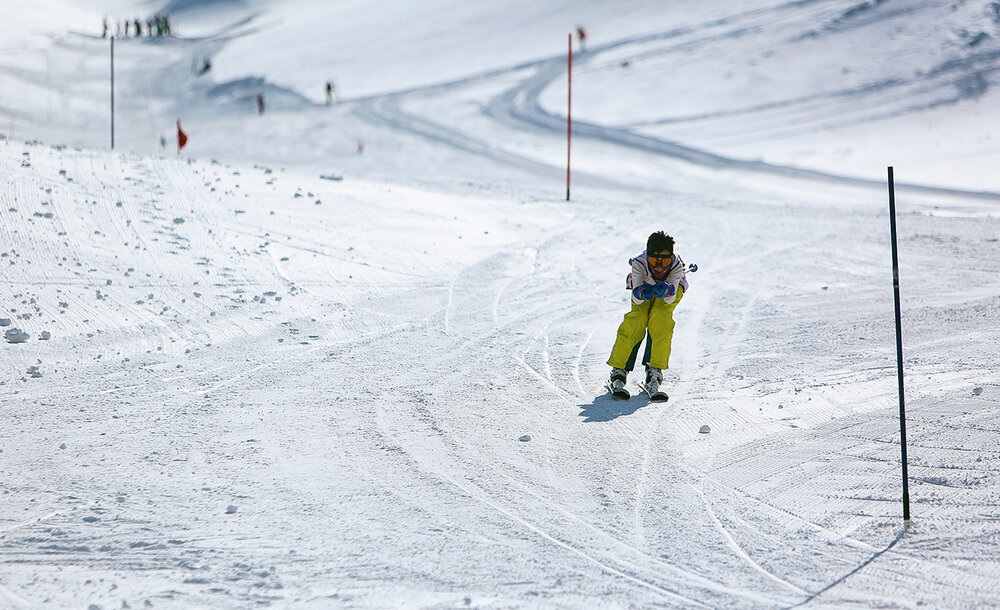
top-left (257, 93), bottom-right (265, 114)
top-left (607, 231), bottom-right (689, 399)
top-left (576, 26), bottom-right (587, 51)
top-left (325, 80), bottom-right (336, 105)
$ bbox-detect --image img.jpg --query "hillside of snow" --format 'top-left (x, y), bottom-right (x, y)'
top-left (2, 1), bottom-right (999, 609)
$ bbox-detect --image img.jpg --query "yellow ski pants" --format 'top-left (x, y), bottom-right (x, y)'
top-left (607, 286), bottom-right (684, 371)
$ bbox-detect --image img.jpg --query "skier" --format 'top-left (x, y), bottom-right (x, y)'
top-left (257, 93), bottom-right (265, 114)
top-left (606, 231), bottom-right (689, 400)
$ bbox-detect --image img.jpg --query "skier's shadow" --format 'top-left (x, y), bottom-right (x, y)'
top-left (579, 393), bottom-right (651, 422)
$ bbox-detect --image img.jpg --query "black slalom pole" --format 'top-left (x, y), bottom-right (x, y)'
top-left (887, 166), bottom-right (911, 524)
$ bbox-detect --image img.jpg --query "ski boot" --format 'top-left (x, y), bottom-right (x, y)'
top-left (643, 367), bottom-right (668, 402)
top-left (607, 367), bottom-right (630, 400)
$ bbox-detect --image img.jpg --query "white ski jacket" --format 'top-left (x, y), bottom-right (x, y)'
top-left (625, 250), bottom-right (689, 305)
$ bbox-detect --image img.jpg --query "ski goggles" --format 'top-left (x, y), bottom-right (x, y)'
top-left (647, 254), bottom-right (674, 267)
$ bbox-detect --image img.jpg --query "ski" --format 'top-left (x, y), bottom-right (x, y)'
top-left (605, 380), bottom-right (631, 401)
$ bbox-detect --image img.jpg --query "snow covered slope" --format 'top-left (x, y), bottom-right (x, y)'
top-left (2, 1), bottom-right (999, 608)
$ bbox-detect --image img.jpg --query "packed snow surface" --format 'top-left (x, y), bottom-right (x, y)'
top-left (2, 1), bottom-right (999, 608)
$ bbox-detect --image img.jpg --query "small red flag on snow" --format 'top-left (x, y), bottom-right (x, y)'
top-left (176, 119), bottom-right (188, 153)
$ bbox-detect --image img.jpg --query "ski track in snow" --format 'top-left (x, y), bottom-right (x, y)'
top-left (353, 6), bottom-right (1000, 202)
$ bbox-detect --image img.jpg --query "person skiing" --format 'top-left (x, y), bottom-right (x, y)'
top-left (607, 231), bottom-right (689, 400)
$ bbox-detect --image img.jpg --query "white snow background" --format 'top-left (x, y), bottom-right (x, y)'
top-left (2, 0), bottom-right (1000, 608)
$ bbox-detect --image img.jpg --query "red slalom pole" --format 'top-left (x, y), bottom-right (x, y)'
top-left (566, 33), bottom-right (572, 201)
top-left (110, 36), bottom-right (115, 150)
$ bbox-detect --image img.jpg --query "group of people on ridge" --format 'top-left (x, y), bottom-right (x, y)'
top-left (102, 15), bottom-right (173, 39)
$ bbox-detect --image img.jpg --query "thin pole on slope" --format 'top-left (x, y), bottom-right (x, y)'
top-left (110, 36), bottom-right (115, 150)
top-left (566, 33), bottom-right (572, 201)
top-left (887, 166), bottom-right (911, 524)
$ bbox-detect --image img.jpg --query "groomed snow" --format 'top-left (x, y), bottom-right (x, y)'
top-left (2, 1), bottom-right (999, 608)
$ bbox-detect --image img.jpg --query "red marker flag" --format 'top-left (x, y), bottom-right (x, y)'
top-left (177, 119), bottom-right (188, 153)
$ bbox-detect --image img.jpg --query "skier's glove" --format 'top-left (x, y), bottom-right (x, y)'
top-left (653, 282), bottom-right (675, 298)
top-left (633, 284), bottom-right (656, 300)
